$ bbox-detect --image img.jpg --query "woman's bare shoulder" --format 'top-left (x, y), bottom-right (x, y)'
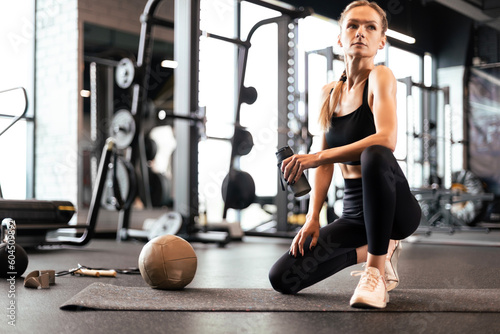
top-left (368, 65), bottom-right (397, 97)
top-left (369, 65), bottom-right (396, 82)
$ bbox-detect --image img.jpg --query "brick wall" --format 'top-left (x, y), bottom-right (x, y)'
top-left (35, 0), bottom-right (79, 203)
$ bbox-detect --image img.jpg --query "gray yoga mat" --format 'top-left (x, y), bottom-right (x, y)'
top-left (60, 283), bottom-right (500, 312)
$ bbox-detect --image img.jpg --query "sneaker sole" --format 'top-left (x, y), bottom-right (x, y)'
top-left (350, 292), bottom-right (389, 309)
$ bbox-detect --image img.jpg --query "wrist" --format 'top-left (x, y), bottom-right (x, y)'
top-left (306, 212), bottom-right (320, 223)
top-left (313, 151), bottom-right (322, 167)
top-left (316, 149), bottom-right (333, 166)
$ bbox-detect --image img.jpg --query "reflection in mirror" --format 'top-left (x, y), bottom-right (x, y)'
top-left (81, 22), bottom-right (174, 208)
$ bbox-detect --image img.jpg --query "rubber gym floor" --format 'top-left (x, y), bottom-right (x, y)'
top-left (5, 228), bottom-right (500, 334)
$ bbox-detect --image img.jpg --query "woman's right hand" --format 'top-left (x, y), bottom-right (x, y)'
top-left (289, 216), bottom-right (320, 257)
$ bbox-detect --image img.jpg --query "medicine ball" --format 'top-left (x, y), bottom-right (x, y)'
top-left (0, 242), bottom-right (29, 278)
top-left (138, 234), bottom-right (197, 290)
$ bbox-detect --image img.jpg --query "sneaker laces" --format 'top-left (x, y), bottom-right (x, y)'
top-left (351, 269), bottom-right (381, 292)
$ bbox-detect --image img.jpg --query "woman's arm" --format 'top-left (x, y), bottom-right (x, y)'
top-left (290, 135), bottom-right (333, 257)
top-left (283, 66), bottom-right (398, 184)
top-left (306, 82), bottom-right (336, 220)
top-left (317, 66), bottom-right (397, 164)
top-left (307, 135), bottom-right (334, 222)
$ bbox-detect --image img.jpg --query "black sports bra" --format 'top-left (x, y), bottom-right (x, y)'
top-left (325, 79), bottom-right (375, 165)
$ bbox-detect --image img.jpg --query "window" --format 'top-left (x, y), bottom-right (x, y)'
top-left (0, 1), bottom-right (35, 199)
top-left (388, 46), bottom-right (422, 187)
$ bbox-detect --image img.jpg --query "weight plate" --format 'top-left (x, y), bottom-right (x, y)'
top-left (149, 170), bottom-right (173, 208)
top-left (115, 58), bottom-right (135, 89)
top-left (147, 211), bottom-right (183, 240)
top-left (221, 169), bottom-right (255, 210)
top-left (101, 157), bottom-right (131, 210)
top-left (450, 170), bottom-right (485, 226)
top-left (110, 109), bottom-right (136, 149)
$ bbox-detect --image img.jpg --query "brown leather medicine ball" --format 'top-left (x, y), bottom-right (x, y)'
top-left (138, 234), bottom-right (197, 290)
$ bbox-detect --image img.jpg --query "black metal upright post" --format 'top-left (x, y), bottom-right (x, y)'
top-left (276, 16), bottom-right (290, 233)
top-left (174, 0), bottom-right (200, 232)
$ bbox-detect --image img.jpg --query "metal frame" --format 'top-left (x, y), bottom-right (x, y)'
top-left (113, 0), bottom-right (228, 244)
top-left (398, 78), bottom-right (496, 244)
top-left (110, 0), bottom-right (177, 240)
top-left (0, 87), bottom-right (106, 247)
top-left (173, 0), bottom-right (201, 235)
top-left (0, 87), bottom-right (29, 137)
top-left (47, 138), bottom-right (115, 246)
top-left (398, 77), bottom-right (451, 188)
top-left (0, 87), bottom-right (30, 198)
top-left (110, 0), bottom-right (311, 242)
top-left (204, 2), bottom-right (311, 237)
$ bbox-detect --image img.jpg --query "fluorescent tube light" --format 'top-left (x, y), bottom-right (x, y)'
top-left (386, 29), bottom-right (415, 44)
top-left (161, 60), bottom-right (178, 69)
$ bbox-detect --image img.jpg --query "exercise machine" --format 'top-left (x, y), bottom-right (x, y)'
top-left (0, 87), bottom-right (104, 247)
top-left (94, 0), bottom-right (312, 245)
top-left (397, 78), bottom-right (495, 244)
top-left (89, 0), bottom-right (233, 245)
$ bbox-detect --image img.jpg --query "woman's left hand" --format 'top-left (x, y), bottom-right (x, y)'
top-left (281, 153), bottom-right (318, 185)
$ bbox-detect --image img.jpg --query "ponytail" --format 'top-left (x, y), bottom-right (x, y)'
top-left (319, 71), bottom-right (346, 131)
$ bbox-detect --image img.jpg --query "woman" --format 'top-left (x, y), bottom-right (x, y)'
top-left (269, 0), bottom-right (421, 309)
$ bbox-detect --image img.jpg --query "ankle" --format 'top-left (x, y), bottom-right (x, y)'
top-left (366, 254), bottom-right (386, 277)
top-left (356, 245), bottom-right (368, 264)
top-left (367, 265), bottom-right (385, 278)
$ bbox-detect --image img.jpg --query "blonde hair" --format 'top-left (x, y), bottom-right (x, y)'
top-left (318, 1), bottom-right (388, 131)
top-left (339, 1), bottom-right (388, 36)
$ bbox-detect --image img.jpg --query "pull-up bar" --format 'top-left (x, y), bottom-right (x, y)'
top-left (398, 76), bottom-right (450, 105)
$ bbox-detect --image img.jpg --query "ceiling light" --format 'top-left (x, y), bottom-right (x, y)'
top-left (386, 29), bottom-right (415, 44)
top-left (161, 60), bottom-right (178, 69)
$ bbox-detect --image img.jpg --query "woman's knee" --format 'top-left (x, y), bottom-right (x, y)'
top-left (360, 145), bottom-right (393, 171)
top-left (268, 262), bottom-right (300, 295)
top-left (361, 145), bottom-right (392, 164)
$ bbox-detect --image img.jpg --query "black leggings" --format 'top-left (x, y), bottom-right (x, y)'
top-left (268, 145), bottom-right (421, 294)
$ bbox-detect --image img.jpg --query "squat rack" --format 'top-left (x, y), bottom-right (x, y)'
top-left (398, 77), bottom-right (495, 242)
top-left (92, 0), bottom-right (312, 244)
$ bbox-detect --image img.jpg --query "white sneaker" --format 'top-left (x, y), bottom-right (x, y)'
top-left (385, 240), bottom-right (402, 291)
top-left (350, 266), bottom-right (389, 309)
